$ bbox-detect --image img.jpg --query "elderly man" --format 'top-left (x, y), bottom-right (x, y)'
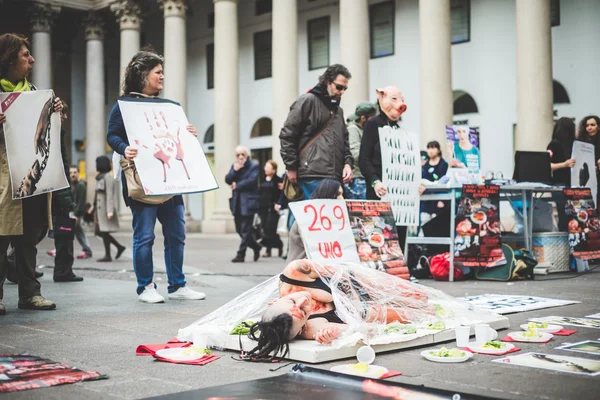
top-left (225, 146), bottom-right (262, 263)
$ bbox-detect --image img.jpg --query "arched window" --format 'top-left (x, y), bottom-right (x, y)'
top-left (204, 124), bottom-right (214, 144)
top-left (453, 90), bottom-right (479, 115)
top-left (250, 117), bottom-right (272, 138)
top-left (553, 80), bottom-right (570, 104)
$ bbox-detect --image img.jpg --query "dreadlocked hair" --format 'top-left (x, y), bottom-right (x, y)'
top-left (242, 314), bottom-right (294, 362)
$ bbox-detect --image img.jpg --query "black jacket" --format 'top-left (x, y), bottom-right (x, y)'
top-left (226, 159), bottom-right (260, 217)
top-left (279, 84), bottom-right (353, 181)
top-left (52, 129), bottom-right (75, 217)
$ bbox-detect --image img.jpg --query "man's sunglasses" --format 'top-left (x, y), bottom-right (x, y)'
top-left (332, 82), bottom-right (348, 91)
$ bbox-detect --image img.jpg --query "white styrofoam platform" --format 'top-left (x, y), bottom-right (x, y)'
top-left (223, 314), bottom-right (509, 364)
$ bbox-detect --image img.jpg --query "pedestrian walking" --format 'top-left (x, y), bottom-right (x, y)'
top-left (226, 146), bottom-right (262, 263)
top-left (280, 64), bottom-right (354, 199)
top-left (344, 102), bottom-right (376, 199)
top-left (259, 160), bottom-right (283, 257)
top-left (69, 165), bottom-right (93, 259)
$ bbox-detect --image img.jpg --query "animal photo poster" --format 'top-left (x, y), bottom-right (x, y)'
top-left (0, 90), bottom-right (69, 199)
top-left (378, 125), bottom-right (420, 226)
top-left (563, 188), bottom-right (600, 260)
top-left (571, 140), bottom-right (597, 206)
top-left (118, 98), bottom-right (218, 196)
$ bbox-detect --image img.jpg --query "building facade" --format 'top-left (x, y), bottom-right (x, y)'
top-left (1, 0), bottom-right (599, 232)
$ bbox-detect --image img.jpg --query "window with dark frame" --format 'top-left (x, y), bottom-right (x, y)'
top-left (451, 0), bottom-right (470, 44)
top-left (369, 1), bottom-right (395, 59)
top-left (551, 0), bottom-right (560, 27)
top-left (255, 0), bottom-right (272, 16)
top-left (206, 43), bottom-right (214, 89)
top-left (308, 16), bottom-right (330, 70)
top-left (254, 30), bottom-right (272, 80)
top-left (208, 12), bottom-right (214, 29)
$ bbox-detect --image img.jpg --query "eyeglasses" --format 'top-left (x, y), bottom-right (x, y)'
top-left (332, 82), bottom-right (348, 91)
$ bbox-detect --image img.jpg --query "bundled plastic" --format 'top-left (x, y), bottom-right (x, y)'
top-left (178, 262), bottom-right (499, 350)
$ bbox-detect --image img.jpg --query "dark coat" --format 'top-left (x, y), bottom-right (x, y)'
top-left (226, 159), bottom-right (260, 217)
top-left (52, 129), bottom-right (75, 218)
top-left (279, 84), bottom-right (353, 181)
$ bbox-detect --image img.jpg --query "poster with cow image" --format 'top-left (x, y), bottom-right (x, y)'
top-left (118, 98), bottom-right (218, 196)
top-left (564, 188), bottom-right (600, 260)
top-left (454, 184), bottom-right (506, 267)
top-left (0, 90), bottom-right (69, 199)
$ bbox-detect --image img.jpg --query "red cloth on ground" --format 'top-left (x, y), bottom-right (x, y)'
top-left (136, 342), bottom-right (190, 356)
top-left (379, 370), bottom-right (402, 379)
top-left (551, 329), bottom-right (577, 336)
top-left (152, 354), bottom-right (220, 366)
top-left (501, 336), bottom-right (551, 344)
top-left (461, 346), bottom-right (521, 356)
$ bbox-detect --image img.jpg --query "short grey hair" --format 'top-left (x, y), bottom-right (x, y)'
top-left (235, 145), bottom-right (250, 157)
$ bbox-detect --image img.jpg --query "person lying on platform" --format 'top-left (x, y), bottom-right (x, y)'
top-left (242, 259), bottom-right (432, 361)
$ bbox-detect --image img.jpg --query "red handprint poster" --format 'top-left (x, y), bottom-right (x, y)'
top-left (118, 98), bottom-right (218, 196)
top-left (1, 90), bottom-right (69, 199)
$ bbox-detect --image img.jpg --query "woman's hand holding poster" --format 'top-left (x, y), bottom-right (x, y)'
top-left (564, 188), bottom-right (600, 260)
top-left (118, 98), bottom-right (218, 196)
top-left (454, 184), bottom-right (506, 267)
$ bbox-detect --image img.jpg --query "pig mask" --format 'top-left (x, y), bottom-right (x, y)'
top-left (376, 87), bottom-right (407, 122)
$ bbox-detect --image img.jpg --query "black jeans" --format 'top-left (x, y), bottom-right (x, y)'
top-left (53, 234), bottom-right (75, 279)
top-left (259, 209), bottom-right (283, 251)
top-left (235, 214), bottom-right (260, 257)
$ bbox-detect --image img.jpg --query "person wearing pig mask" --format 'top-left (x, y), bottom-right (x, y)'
top-left (359, 87), bottom-right (426, 253)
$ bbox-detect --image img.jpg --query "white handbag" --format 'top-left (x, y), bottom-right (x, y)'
top-left (277, 209), bottom-right (289, 237)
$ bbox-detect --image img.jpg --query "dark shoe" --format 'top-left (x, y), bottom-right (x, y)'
top-left (277, 246), bottom-right (283, 257)
top-left (0, 300), bottom-right (5, 316)
top-left (35, 270), bottom-right (44, 278)
top-left (97, 256), bottom-right (112, 262)
top-left (77, 252), bottom-right (92, 259)
top-left (116, 246), bottom-right (126, 260)
top-left (54, 275), bottom-right (84, 283)
top-left (231, 255), bottom-right (245, 263)
top-left (253, 246), bottom-right (262, 262)
top-left (18, 295), bottom-right (56, 310)
top-left (263, 249), bottom-right (272, 258)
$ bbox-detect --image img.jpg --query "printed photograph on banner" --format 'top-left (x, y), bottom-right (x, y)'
top-left (0, 90), bottom-right (68, 199)
top-left (529, 316), bottom-right (600, 329)
top-left (454, 185), bottom-right (505, 267)
top-left (586, 313), bottom-right (600, 318)
top-left (378, 125), bottom-right (420, 226)
top-left (346, 200), bottom-right (407, 277)
top-left (571, 141), bottom-right (597, 206)
top-left (457, 294), bottom-right (579, 315)
top-left (446, 125), bottom-right (480, 172)
top-left (492, 352), bottom-right (600, 376)
top-left (118, 98), bottom-right (218, 196)
top-left (556, 340), bottom-right (600, 356)
top-left (563, 188), bottom-right (600, 260)
top-left (289, 199), bottom-right (361, 264)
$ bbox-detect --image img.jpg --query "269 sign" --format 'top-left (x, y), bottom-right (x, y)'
top-left (304, 204), bottom-right (346, 232)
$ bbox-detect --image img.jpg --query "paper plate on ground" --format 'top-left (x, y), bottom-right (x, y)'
top-left (508, 331), bottom-right (553, 343)
top-left (330, 364), bottom-right (388, 379)
top-left (468, 342), bottom-right (515, 355)
top-left (155, 347), bottom-right (208, 361)
top-left (420, 349), bottom-right (472, 363)
top-left (519, 324), bottom-right (563, 333)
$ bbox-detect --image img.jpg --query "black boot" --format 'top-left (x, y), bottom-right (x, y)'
top-left (231, 255), bottom-right (245, 263)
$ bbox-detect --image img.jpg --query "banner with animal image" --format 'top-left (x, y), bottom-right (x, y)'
top-left (0, 90), bottom-right (69, 199)
top-left (454, 184), bottom-right (506, 267)
top-left (346, 200), bottom-right (407, 277)
top-left (492, 352), bottom-right (600, 376)
top-left (571, 141), bottom-right (597, 206)
top-left (563, 188), bottom-right (600, 260)
top-left (378, 125), bottom-right (420, 226)
top-left (118, 98), bottom-right (218, 196)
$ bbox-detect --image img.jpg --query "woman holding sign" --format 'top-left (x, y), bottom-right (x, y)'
top-left (0, 33), bottom-right (62, 314)
top-left (106, 49), bottom-right (205, 304)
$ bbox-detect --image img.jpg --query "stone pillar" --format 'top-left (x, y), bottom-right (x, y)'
top-left (516, 0), bottom-right (553, 151)
top-left (271, 0), bottom-right (297, 174)
top-left (84, 13), bottom-right (106, 201)
top-left (28, 2), bottom-right (60, 89)
top-left (110, 0), bottom-right (142, 90)
top-left (202, 0), bottom-right (238, 234)
top-left (339, 0), bottom-right (369, 119)
top-left (419, 0), bottom-right (453, 145)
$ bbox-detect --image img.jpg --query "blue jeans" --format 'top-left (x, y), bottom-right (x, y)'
top-left (298, 178), bottom-right (323, 200)
top-left (131, 200), bottom-right (186, 294)
top-left (343, 178), bottom-right (366, 200)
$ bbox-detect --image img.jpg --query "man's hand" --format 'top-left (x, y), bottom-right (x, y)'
top-left (374, 181), bottom-right (387, 198)
top-left (107, 212), bottom-right (114, 220)
top-left (0, 112), bottom-right (5, 125)
top-left (342, 164), bottom-right (353, 184)
top-left (186, 124), bottom-right (197, 136)
top-left (564, 158), bottom-right (576, 168)
top-left (231, 182), bottom-right (237, 190)
top-left (314, 327), bottom-right (341, 344)
top-left (233, 161), bottom-right (244, 172)
top-left (418, 184), bottom-right (426, 196)
top-left (287, 169), bottom-right (297, 184)
top-left (125, 146), bottom-right (138, 160)
top-left (53, 97), bottom-right (63, 114)
top-left (437, 201), bottom-right (445, 209)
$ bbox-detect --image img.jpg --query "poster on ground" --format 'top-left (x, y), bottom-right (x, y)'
top-left (529, 316), bottom-right (600, 329)
top-left (571, 141), bottom-right (597, 206)
top-left (0, 90), bottom-right (68, 199)
top-left (454, 185), bottom-right (505, 267)
top-left (346, 200), bottom-right (406, 274)
top-left (556, 340), bottom-right (600, 356)
top-left (289, 199), bottom-right (361, 264)
top-left (378, 125), bottom-right (420, 226)
top-left (457, 294), bottom-right (580, 315)
top-left (118, 98), bottom-right (218, 196)
top-left (492, 352), bottom-right (600, 376)
top-left (563, 188), bottom-right (600, 260)
top-left (446, 125), bottom-right (480, 173)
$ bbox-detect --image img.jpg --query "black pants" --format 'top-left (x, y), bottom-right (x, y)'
top-left (100, 232), bottom-right (123, 258)
top-left (235, 214), bottom-right (260, 257)
top-left (0, 196), bottom-right (47, 300)
top-left (259, 209), bottom-right (283, 251)
top-left (53, 234), bottom-right (75, 279)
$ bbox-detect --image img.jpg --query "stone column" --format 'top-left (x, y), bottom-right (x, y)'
top-left (28, 2), bottom-right (60, 89)
top-left (110, 0), bottom-right (142, 90)
top-left (339, 0), bottom-right (369, 119)
top-left (202, 0), bottom-right (238, 234)
top-left (516, 0), bottom-right (553, 151)
top-left (419, 0), bottom-right (453, 145)
top-left (271, 0), bottom-right (297, 174)
top-left (84, 13), bottom-right (106, 201)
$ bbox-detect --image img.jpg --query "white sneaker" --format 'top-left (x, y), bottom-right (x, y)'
top-left (138, 284), bottom-right (165, 304)
top-left (168, 287), bottom-right (206, 300)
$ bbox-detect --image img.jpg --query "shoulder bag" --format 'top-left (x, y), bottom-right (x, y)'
top-left (119, 159), bottom-right (173, 205)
